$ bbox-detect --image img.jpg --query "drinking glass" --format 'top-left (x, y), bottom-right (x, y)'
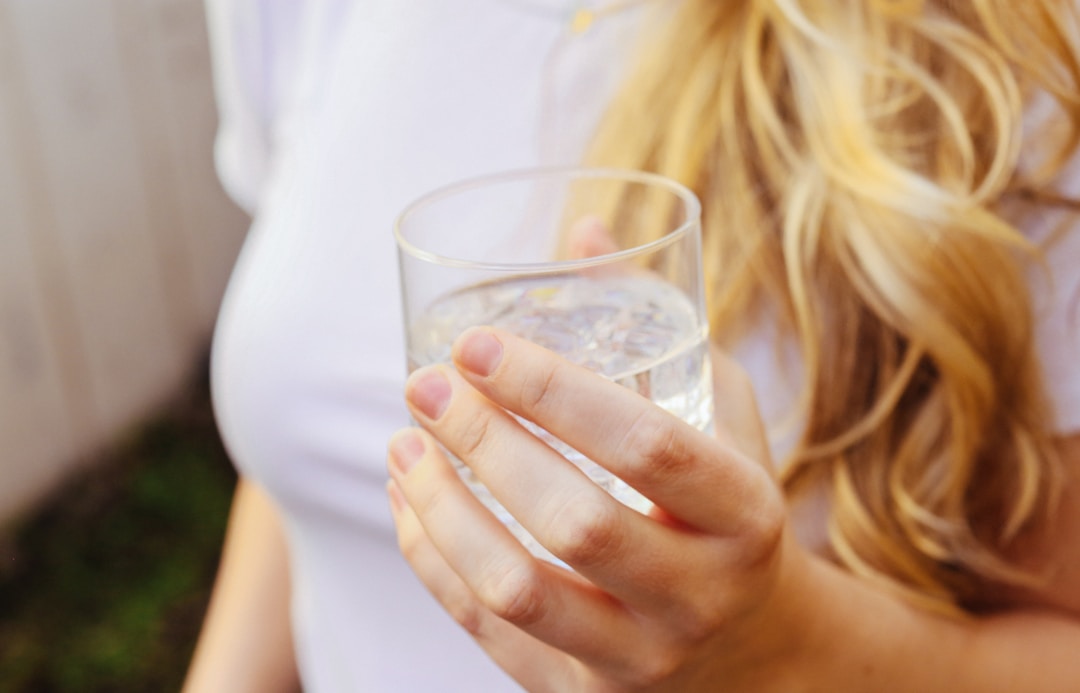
top-left (395, 167), bottom-right (712, 561)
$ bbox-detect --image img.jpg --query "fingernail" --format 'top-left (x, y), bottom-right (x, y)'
top-left (406, 368), bottom-right (451, 420)
top-left (389, 430), bottom-right (425, 474)
top-left (456, 328), bottom-right (503, 377)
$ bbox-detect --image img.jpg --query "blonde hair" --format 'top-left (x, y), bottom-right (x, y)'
top-left (587, 0), bottom-right (1080, 613)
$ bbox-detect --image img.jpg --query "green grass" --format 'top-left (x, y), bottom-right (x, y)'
top-left (0, 370), bottom-right (236, 692)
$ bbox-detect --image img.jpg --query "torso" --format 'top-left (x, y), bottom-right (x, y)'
top-left (209, 3), bottom-right (1080, 689)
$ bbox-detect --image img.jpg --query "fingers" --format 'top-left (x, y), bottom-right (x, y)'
top-left (386, 480), bottom-right (576, 693)
top-left (566, 215), bottom-right (619, 259)
top-left (564, 215), bottom-right (641, 280)
top-left (401, 366), bottom-right (719, 609)
top-left (386, 427), bottom-right (649, 669)
top-left (391, 331), bottom-right (791, 688)
top-left (709, 345), bottom-right (776, 477)
top-left (449, 327), bottom-right (782, 540)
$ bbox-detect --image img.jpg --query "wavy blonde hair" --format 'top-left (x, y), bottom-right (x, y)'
top-left (586, 0), bottom-right (1080, 614)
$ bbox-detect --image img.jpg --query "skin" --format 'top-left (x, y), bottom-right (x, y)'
top-left (387, 326), bottom-right (1080, 692)
top-left (182, 480), bottom-right (301, 693)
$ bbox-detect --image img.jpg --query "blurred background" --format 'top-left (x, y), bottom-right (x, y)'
top-left (0, 0), bottom-right (247, 689)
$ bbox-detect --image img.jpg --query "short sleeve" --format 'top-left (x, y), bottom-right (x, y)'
top-left (203, 1), bottom-right (352, 214)
top-left (204, 0), bottom-right (274, 215)
top-left (1026, 148), bottom-right (1080, 435)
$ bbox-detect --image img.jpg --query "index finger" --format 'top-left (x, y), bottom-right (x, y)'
top-left (451, 327), bottom-right (779, 536)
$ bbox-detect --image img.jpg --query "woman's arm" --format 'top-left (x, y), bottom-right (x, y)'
top-left (387, 328), bottom-right (1080, 692)
top-left (183, 478), bottom-right (300, 693)
top-left (1005, 433), bottom-right (1080, 614)
top-left (798, 432), bottom-right (1080, 692)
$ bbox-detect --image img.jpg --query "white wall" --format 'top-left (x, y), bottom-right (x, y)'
top-left (0, 0), bottom-right (247, 525)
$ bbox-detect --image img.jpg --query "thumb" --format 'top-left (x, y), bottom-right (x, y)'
top-left (566, 215), bottom-right (619, 260)
top-left (709, 344), bottom-right (776, 476)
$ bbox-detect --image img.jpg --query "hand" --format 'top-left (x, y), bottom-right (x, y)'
top-left (565, 214), bottom-right (619, 259)
top-left (386, 328), bottom-right (814, 692)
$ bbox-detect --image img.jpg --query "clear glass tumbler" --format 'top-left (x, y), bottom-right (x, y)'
top-left (395, 167), bottom-right (712, 561)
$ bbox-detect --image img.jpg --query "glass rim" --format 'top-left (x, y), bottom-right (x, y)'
top-left (393, 166), bottom-right (702, 272)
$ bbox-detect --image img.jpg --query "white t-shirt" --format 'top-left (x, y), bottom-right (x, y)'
top-left (205, 3), bottom-right (1080, 691)
top-left (207, 2), bottom-right (648, 691)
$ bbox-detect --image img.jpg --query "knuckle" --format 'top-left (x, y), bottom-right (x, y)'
top-left (616, 408), bottom-right (686, 482)
top-left (626, 646), bottom-right (682, 688)
top-left (518, 361), bottom-right (562, 414)
top-left (545, 494), bottom-right (624, 567)
top-left (395, 524), bottom-right (424, 564)
top-left (454, 407), bottom-right (495, 460)
top-left (656, 573), bottom-right (734, 645)
top-left (394, 493), bottom-right (450, 562)
top-left (674, 598), bottom-right (731, 645)
top-left (737, 487), bottom-right (787, 568)
top-left (475, 561), bottom-right (547, 627)
top-left (410, 477), bottom-right (453, 520)
top-left (443, 588), bottom-right (487, 636)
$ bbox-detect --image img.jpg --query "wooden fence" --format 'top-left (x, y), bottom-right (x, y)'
top-left (0, 0), bottom-right (247, 525)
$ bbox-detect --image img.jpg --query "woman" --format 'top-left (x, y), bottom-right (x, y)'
top-left (189, 0), bottom-right (1080, 690)
top-left (187, 2), bottom-right (644, 690)
top-left (388, 0), bottom-right (1080, 690)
